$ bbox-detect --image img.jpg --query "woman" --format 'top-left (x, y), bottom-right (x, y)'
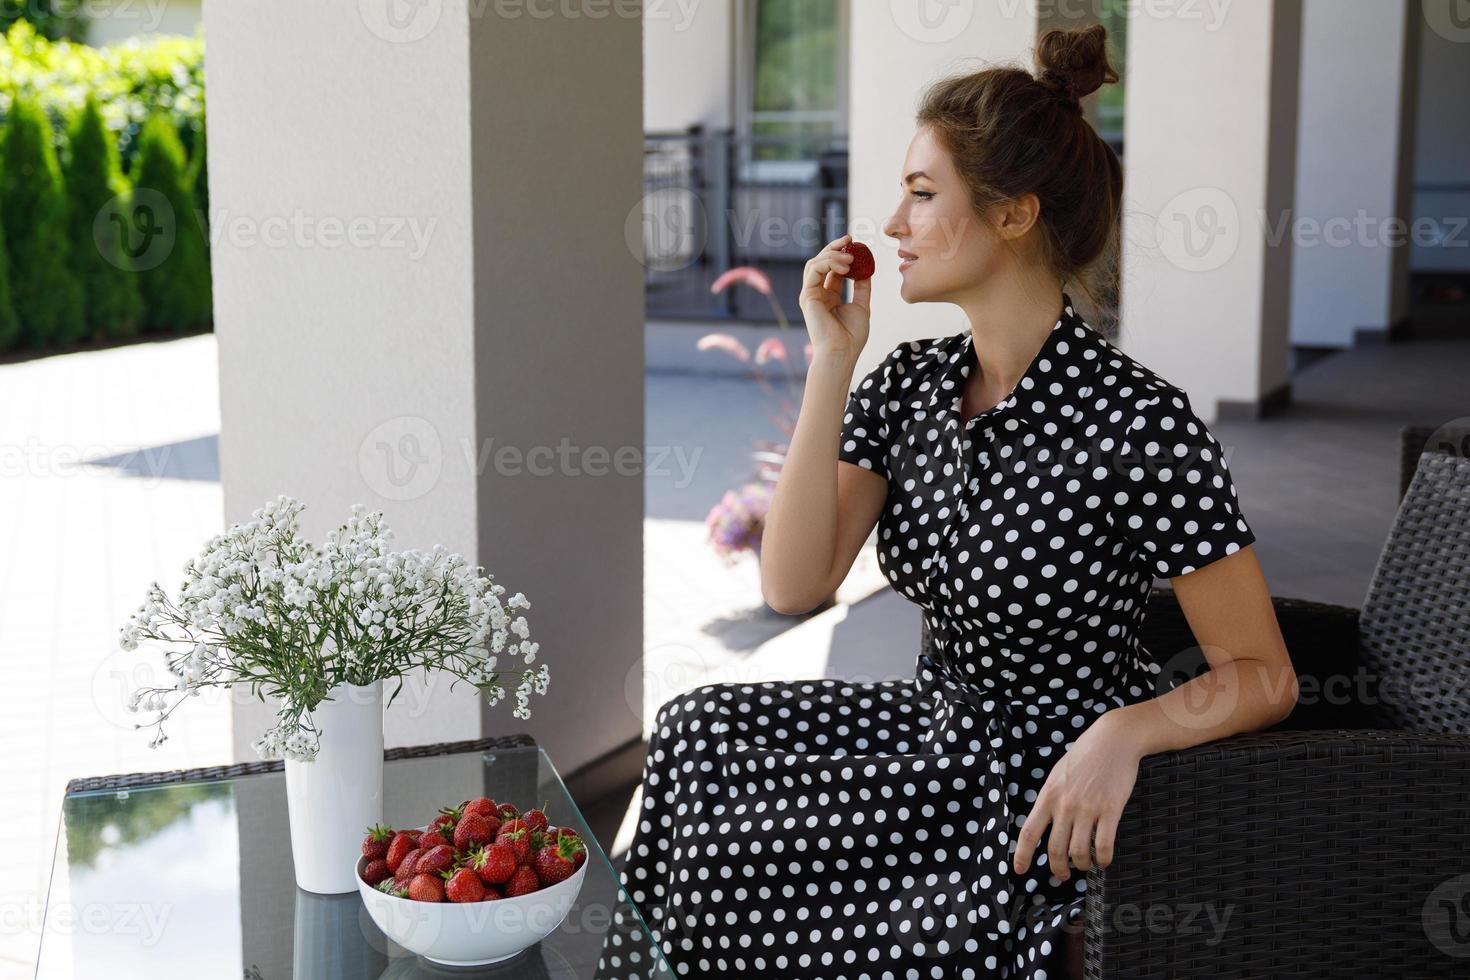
top-left (599, 24), bottom-right (1298, 980)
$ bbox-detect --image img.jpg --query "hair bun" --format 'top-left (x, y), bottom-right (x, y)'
top-left (1034, 24), bottom-right (1118, 107)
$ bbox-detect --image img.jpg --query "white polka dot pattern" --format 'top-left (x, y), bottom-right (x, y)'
top-left (596, 294), bottom-right (1257, 979)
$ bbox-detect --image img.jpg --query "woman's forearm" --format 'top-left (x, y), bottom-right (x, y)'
top-left (760, 347), bottom-right (860, 610)
top-left (1097, 656), bottom-right (1300, 759)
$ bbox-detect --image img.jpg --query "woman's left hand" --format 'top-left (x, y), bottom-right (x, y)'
top-left (1012, 714), bottom-right (1143, 881)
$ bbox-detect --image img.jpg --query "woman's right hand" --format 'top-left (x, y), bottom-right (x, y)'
top-left (799, 233), bottom-right (871, 361)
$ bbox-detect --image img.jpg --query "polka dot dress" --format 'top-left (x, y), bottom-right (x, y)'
top-left (596, 293), bottom-right (1256, 979)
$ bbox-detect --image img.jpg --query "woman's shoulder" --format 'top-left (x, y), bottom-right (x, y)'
top-left (1086, 331), bottom-right (1198, 423)
top-left (858, 332), bottom-right (966, 388)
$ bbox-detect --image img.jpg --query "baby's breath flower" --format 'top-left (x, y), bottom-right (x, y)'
top-left (118, 495), bottom-right (547, 760)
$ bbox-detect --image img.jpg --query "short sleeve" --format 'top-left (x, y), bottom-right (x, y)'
top-left (1110, 388), bottom-right (1257, 578)
top-left (837, 344), bottom-right (905, 479)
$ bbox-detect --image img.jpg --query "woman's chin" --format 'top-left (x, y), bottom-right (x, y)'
top-left (898, 278), bottom-right (930, 304)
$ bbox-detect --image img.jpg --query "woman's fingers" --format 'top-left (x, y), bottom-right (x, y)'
top-left (1047, 815), bottom-right (1074, 882)
top-left (1068, 816), bottom-right (1097, 873)
top-left (803, 252), bottom-right (854, 307)
top-left (1013, 801), bottom-right (1049, 874)
top-left (1091, 809), bottom-right (1120, 869)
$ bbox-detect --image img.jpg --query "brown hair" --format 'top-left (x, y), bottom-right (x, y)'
top-left (915, 24), bottom-right (1122, 322)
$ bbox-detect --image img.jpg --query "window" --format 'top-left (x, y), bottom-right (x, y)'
top-left (737, 0), bottom-right (848, 164)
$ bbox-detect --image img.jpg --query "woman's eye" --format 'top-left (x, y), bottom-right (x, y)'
top-left (912, 190), bottom-right (934, 201)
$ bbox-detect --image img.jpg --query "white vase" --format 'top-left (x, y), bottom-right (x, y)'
top-left (284, 679), bottom-right (385, 894)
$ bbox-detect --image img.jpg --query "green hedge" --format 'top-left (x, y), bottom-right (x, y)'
top-left (0, 20), bottom-right (208, 355)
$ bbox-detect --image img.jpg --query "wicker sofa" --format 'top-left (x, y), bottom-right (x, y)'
top-left (920, 424), bottom-right (1470, 979)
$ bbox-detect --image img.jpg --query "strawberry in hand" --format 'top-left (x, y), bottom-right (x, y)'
top-left (837, 240), bottom-right (875, 280)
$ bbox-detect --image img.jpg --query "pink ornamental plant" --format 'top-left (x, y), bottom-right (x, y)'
top-left (698, 266), bottom-right (815, 477)
top-left (705, 481), bottom-right (773, 565)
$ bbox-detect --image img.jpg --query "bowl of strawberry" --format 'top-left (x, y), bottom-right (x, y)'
top-left (356, 795), bottom-right (589, 967)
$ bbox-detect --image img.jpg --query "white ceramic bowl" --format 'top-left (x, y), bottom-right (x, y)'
top-left (356, 825), bottom-right (588, 967)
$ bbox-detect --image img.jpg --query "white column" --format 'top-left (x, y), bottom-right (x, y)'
top-left (1121, 1), bottom-right (1304, 419)
top-left (205, 0), bottom-right (644, 775)
top-left (847, 2), bottom-right (1040, 382)
top-left (1291, 0), bottom-right (1418, 348)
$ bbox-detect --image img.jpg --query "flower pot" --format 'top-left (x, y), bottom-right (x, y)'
top-left (284, 679), bottom-right (385, 894)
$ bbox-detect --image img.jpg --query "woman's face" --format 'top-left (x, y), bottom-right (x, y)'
top-left (883, 126), bottom-right (1025, 305)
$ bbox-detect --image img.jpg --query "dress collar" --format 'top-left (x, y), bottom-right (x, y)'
top-left (934, 290), bottom-right (1092, 435)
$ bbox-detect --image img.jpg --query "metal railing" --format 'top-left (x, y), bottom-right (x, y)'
top-left (643, 126), bottom-right (847, 321)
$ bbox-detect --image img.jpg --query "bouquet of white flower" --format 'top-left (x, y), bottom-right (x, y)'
top-left (118, 495), bottom-right (547, 761)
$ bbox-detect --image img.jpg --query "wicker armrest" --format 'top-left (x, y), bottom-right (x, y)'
top-left (1140, 589), bottom-right (1374, 729)
top-left (64, 732), bottom-right (538, 795)
top-left (1084, 728), bottom-right (1470, 979)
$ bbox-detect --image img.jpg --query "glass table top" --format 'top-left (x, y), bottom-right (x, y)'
top-left (36, 744), bottom-right (672, 979)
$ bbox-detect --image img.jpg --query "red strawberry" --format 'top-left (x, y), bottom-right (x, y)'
top-left (497, 826), bottom-right (531, 864)
top-left (453, 813), bottom-right (493, 851)
top-left (469, 841), bottom-right (518, 885)
top-left (375, 877), bottom-right (409, 898)
top-left (408, 873), bottom-right (445, 902)
top-left (393, 848), bottom-right (423, 885)
top-left (533, 835), bottom-right (586, 886)
top-left (504, 864), bottom-right (540, 897)
top-left (443, 866), bottom-right (486, 903)
top-left (432, 802), bottom-right (464, 835)
top-left (400, 828), bottom-right (423, 843)
top-left (543, 827), bottom-right (585, 868)
top-left (416, 844), bottom-right (455, 876)
top-left (361, 858), bottom-right (392, 885)
top-left (496, 801), bottom-right (520, 823)
top-left (462, 796), bottom-right (498, 820)
top-left (482, 884), bottom-right (504, 900)
top-left (362, 824), bottom-right (395, 860)
top-left (838, 240), bottom-right (874, 281)
top-left (416, 830), bottom-right (450, 852)
top-left (385, 832), bottom-right (417, 872)
top-left (562, 833), bottom-right (587, 869)
top-left (522, 804), bottom-right (549, 833)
